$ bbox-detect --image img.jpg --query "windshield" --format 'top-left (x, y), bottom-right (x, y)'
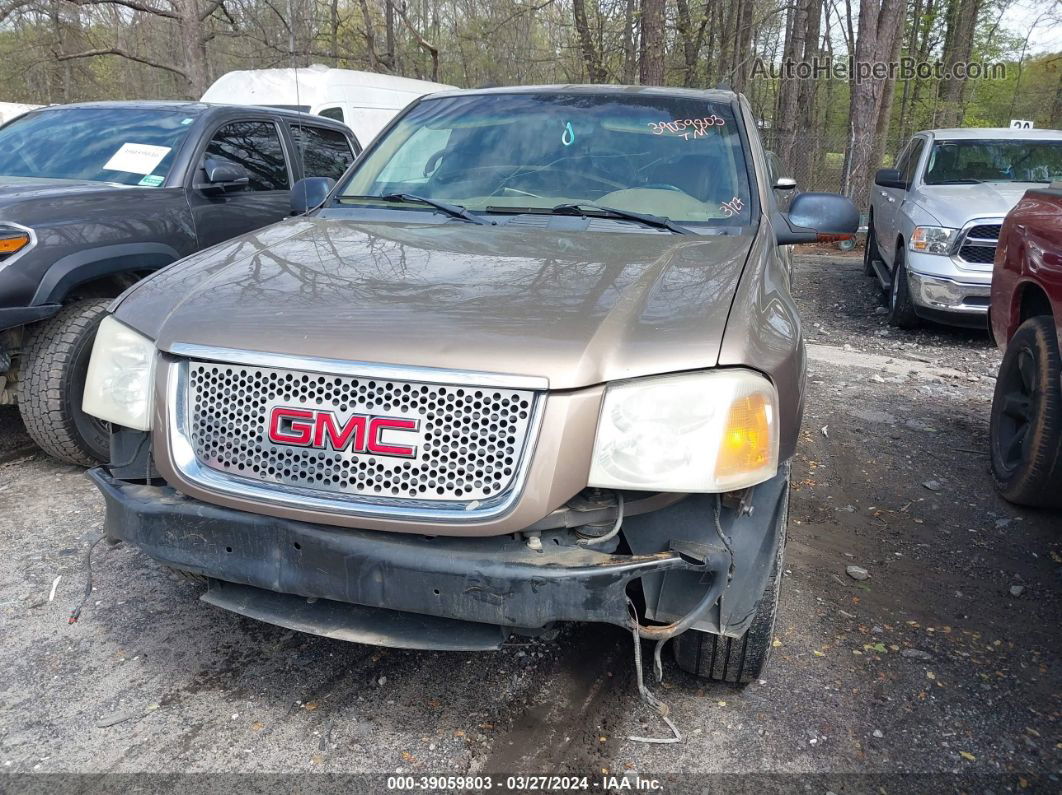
top-left (340, 92), bottom-right (754, 225)
top-left (924, 139), bottom-right (1062, 184)
top-left (0, 106), bottom-right (196, 186)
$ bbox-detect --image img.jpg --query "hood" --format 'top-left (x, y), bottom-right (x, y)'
top-left (116, 217), bottom-right (755, 389)
top-left (0, 175), bottom-right (133, 210)
top-left (915, 182), bottom-right (1040, 226)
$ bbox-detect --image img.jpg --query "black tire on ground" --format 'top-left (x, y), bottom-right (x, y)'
top-left (989, 316), bottom-right (1062, 508)
top-left (887, 248), bottom-right (920, 329)
top-left (863, 215), bottom-right (883, 277)
top-left (671, 500), bottom-right (787, 685)
top-left (18, 298), bottom-right (112, 466)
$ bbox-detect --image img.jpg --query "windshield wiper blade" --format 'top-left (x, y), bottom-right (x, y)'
top-left (381, 193), bottom-right (489, 225)
top-left (551, 203), bottom-right (693, 234)
top-left (928, 178), bottom-right (983, 184)
top-left (339, 193), bottom-right (489, 225)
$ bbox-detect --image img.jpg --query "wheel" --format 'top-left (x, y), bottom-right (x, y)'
top-left (989, 316), bottom-right (1062, 507)
top-left (887, 249), bottom-right (920, 329)
top-left (672, 499), bottom-right (787, 684)
top-left (863, 215), bottom-right (883, 277)
top-left (18, 298), bottom-right (112, 465)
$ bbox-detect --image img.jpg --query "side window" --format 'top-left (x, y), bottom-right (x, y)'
top-left (318, 107), bottom-right (344, 123)
top-left (289, 125), bottom-right (356, 181)
top-left (892, 141), bottom-right (913, 177)
top-left (203, 121), bottom-right (290, 191)
top-left (902, 138), bottom-right (925, 184)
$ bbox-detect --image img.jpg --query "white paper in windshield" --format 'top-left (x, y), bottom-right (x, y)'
top-left (103, 143), bottom-right (171, 175)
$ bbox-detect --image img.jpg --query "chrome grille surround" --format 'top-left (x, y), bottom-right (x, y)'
top-left (955, 217), bottom-right (1003, 267)
top-left (165, 344), bottom-right (547, 523)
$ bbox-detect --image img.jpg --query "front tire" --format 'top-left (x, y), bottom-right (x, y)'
top-left (887, 249), bottom-right (920, 329)
top-left (18, 298), bottom-right (112, 466)
top-left (989, 316), bottom-right (1062, 507)
top-left (672, 501), bottom-right (787, 684)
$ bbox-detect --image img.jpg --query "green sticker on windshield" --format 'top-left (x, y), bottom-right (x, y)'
top-left (138, 174), bottom-right (164, 187)
top-left (562, 121), bottom-right (575, 146)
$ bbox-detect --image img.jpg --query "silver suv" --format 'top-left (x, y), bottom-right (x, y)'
top-left (864, 127), bottom-right (1062, 328)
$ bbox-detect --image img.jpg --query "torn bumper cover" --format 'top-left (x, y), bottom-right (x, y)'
top-left (88, 468), bottom-right (729, 636)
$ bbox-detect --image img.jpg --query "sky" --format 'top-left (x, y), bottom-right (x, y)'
top-left (1000, 0), bottom-right (1062, 54)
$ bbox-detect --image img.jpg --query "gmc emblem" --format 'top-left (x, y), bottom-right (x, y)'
top-left (267, 406), bottom-right (420, 458)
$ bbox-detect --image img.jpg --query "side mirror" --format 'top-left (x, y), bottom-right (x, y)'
top-left (290, 177), bottom-right (336, 215)
top-left (197, 160), bottom-right (250, 194)
top-left (874, 168), bottom-right (907, 190)
top-left (773, 192), bottom-right (859, 245)
top-left (773, 177), bottom-right (797, 190)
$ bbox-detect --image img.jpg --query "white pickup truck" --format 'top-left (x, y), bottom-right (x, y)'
top-left (864, 127), bottom-right (1062, 328)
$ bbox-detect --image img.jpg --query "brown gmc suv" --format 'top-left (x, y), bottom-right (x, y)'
top-left (82, 86), bottom-right (857, 685)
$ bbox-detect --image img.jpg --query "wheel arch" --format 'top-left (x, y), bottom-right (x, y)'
top-left (1018, 281), bottom-right (1054, 324)
top-left (30, 243), bottom-right (180, 306)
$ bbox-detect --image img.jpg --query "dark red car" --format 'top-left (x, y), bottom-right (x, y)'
top-left (989, 183), bottom-right (1062, 507)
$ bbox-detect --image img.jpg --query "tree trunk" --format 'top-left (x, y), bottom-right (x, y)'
top-left (622, 0), bottom-right (637, 84)
top-left (676, 0), bottom-right (711, 88)
top-left (638, 0), bottom-right (665, 85)
top-left (841, 0), bottom-right (906, 208)
top-left (935, 0), bottom-right (980, 126)
top-left (774, 0), bottom-right (808, 170)
top-left (383, 0), bottom-right (396, 72)
top-left (572, 0), bottom-right (605, 82)
top-left (176, 0), bottom-right (209, 97)
top-left (869, 5), bottom-right (905, 173)
top-left (729, 1), bottom-right (755, 92)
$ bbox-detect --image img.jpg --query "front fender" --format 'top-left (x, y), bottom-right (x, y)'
top-left (30, 242), bottom-right (181, 305)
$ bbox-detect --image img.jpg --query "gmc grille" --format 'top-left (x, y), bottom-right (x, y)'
top-left (184, 361), bottom-right (539, 504)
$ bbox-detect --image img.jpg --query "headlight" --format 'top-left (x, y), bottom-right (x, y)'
top-left (82, 316), bottom-right (156, 431)
top-left (0, 224), bottom-right (33, 264)
top-left (910, 226), bottom-right (958, 255)
top-left (588, 369), bottom-right (779, 492)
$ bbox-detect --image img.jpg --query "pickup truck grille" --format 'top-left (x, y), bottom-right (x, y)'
top-left (185, 361), bottom-right (539, 504)
top-left (957, 223), bottom-right (1001, 265)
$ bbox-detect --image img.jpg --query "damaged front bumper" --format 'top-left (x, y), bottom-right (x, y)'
top-left (87, 463), bottom-right (788, 650)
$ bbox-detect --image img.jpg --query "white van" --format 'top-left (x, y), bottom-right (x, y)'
top-left (0, 102), bottom-right (42, 125)
top-left (201, 66), bottom-right (454, 145)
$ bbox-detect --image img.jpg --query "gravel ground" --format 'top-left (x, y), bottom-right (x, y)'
top-left (0, 254), bottom-right (1058, 789)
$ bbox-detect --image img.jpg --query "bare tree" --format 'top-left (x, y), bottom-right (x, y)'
top-left (675, 0), bottom-right (711, 87)
top-left (935, 0), bottom-right (981, 126)
top-left (638, 0), bottom-right (664, 85)
top-left (572, 0), bottom-right (605, 82)
top-left (57, 0), bottom-right (231, 96)
top-left (841, 0), bottom-right (907, 206)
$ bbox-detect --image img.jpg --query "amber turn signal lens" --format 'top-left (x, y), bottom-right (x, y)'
top-left (0, 232), bottom-right (30, 255)
top-left (715, 392), bottom-right (772, 479)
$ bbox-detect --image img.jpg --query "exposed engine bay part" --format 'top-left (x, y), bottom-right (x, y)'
top-left (577, 491), bottom-right (624, 546)
top-left (525, 490), bottom-right (686, 532)
top-left (626, 495), bottom-right (737, 744)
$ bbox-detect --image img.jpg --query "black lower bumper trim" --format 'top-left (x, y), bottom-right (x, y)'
top-left (202, 581), bottom-right (510, 650)
top-left (89, 468), bottom-right (719, 631)
top-left (0, 304), bottom-right (61, 332)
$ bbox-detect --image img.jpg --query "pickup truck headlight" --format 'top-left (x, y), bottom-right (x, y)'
top-left (82, 316), bottom-right (156, 431)
top-left (0, 225), bottom-right (32, 264)
top-left (910, 226), bottom-right (958, 255)
top-left (588, 369), bottom-right (779, 493)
